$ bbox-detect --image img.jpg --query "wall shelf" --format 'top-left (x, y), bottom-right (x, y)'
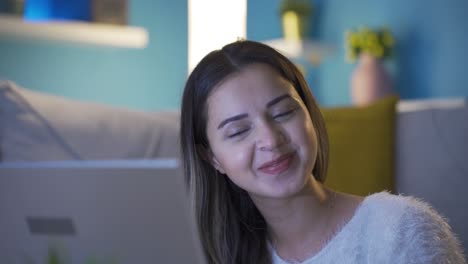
top-left (263, 38), bottom-right (334, 66)
top-left (0, 14), bottom-right (149, 48)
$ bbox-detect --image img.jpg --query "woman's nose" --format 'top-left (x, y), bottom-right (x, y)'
top-left (256, 120), bottom-right (286, 151)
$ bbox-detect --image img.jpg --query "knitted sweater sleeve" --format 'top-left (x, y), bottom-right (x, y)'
top-left (394, 198), bottom-right (466, 264)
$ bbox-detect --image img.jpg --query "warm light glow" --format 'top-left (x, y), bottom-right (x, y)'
top-left (188, 0), bottom-right (247, 73)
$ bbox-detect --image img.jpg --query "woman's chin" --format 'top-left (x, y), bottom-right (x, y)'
top-left (250, 177), bottom-right (311, 200)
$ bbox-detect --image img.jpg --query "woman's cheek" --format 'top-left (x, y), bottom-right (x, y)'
top-left (231, 143), bottom-right (254, 170)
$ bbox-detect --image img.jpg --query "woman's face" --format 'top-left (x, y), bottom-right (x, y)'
top-left (205, 63), bottom-right (318, 200)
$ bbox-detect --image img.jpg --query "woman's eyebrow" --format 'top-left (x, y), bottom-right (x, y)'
top-left (218, 113), bottom-right (248, 129)
top-left (217, 94), bottom-right (291, 129)
top-left (266, 94), bottom-right (291, 108)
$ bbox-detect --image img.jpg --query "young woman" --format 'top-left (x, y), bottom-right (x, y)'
top-left (180, 40), bottom-right (466, 264)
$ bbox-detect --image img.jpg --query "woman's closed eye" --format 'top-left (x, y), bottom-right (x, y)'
top-left (227, 128), bottom-right (250, 138)
top-left (272, 107), bottom-right (297, 121)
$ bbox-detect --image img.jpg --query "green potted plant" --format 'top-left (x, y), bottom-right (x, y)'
top-left (279, 0), bottom-right (314, 41)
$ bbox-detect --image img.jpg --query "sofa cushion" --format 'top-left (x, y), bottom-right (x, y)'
top-left (321, 96), bottom-right (398, 196)
top-left (0, 80), bottom-right (180, 161)
top-left (395, 99), bottom-right (468, 252)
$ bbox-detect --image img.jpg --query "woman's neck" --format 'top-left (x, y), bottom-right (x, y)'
top-left (250, 178), bottom-right (337, 262)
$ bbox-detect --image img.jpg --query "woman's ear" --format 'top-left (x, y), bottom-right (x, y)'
top-left (210, 155), bottom-right (226, 175)
top-left (196, 144), bottom-right (226, 174)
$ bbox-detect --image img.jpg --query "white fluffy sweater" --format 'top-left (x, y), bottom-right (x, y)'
top-left (271, 192), bottom-right (466, 264)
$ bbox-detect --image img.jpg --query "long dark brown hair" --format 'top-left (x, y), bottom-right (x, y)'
top-left (180, 40), bottom-right (329, 264)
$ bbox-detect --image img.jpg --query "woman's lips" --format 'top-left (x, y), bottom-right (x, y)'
top-left (258, 152), bottom-right (295, 175)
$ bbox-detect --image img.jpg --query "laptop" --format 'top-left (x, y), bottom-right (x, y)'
top-left (0, 159), bottom-right (206, 264)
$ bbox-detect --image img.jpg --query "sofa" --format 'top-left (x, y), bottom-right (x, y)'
top-left (0, 80), bottom-right (180, 161)
top-left (1, 80), bottom-right (467, 253)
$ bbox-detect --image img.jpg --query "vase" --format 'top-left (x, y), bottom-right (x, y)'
top-left (350, 53), bottom-right (393, 106)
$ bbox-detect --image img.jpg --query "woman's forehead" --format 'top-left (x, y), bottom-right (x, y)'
top-left (205, 64), bottom-right (302, 125)
top-left (208, 64), bottom-right (294, 101)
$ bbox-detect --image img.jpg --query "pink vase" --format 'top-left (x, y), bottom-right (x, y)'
top-left (350, 53), bottom-right (394, 106)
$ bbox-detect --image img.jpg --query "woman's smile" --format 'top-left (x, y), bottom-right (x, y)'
top-left (258, 152), bottom-right (296, 175)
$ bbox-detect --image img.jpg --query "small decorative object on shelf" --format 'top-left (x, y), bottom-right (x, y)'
top-left (279, 0), bottom-right (313, 41)
top-left (345, 26), bottom-right (396, 106)
top-left (5, 0), bottom-right (24, 16)
top-left (23, 0), bottom-right (91, 22)
top-left (265, 1), bottom-right (333, 68)
top-left (92, 0), bottom-right (127, 25)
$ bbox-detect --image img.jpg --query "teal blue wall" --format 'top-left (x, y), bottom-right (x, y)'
top-left (2, 0), bottom-right (466, 109)
top-left (0, 0), bottom-right (187, 111)
top-left (248, 0), bottom-right (468, 106)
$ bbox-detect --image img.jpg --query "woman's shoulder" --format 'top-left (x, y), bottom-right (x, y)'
top-left (362, 191), bottom-right (466, 263)
top-left (362, 191), bottom-right (454, 233)
top-left (364, 191), bottom-right (426, 207)
top-left (358, 191), bottom-right (431, 221)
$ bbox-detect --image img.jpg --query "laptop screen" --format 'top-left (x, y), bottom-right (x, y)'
top-left (0, 160), bottom-right (206, 264)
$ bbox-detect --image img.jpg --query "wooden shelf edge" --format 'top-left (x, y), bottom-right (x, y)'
top-left (263, 38), bottom-right (335, 65)
top-left (0, 14), bottom-right (149, 49)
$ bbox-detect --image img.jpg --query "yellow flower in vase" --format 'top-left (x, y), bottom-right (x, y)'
top-left (345, 26), bottom-right (395, 63)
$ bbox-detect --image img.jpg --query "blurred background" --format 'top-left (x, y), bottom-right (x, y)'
top-left (0, 0), bottom-right (467, 110)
